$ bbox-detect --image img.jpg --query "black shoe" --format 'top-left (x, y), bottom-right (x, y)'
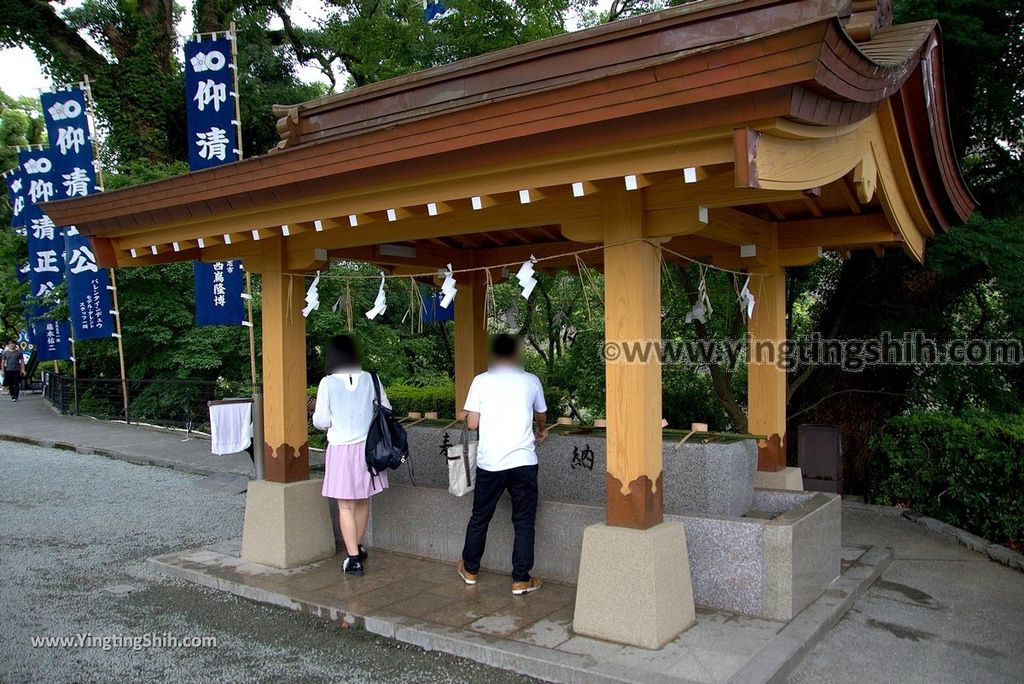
top-left (342, 556), bottom-right (364, 576)
top-left (358, 545), bottom-right (368, 561)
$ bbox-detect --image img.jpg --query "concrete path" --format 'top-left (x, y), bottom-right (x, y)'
top-left (789, 503), bottom-right (1024, 683)
top-left (0, 440), bottom-right (531, 683)
top-left (0, 393), bottom-right (323, 477)
top-left (2, 393), bottom-right (1022, 682)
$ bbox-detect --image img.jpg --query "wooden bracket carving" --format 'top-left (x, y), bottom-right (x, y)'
top-left (271, 104), bottom-right (301, 153)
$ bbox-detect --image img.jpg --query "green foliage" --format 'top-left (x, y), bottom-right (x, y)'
top-left (870, 410), bottom-right (1024, 544)
top-left (385, 384), bottom-right (457, 417)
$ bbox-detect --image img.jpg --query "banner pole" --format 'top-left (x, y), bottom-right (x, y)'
top-left (231, 24), bottom-right (262, 479)
top-left (246, 268), bottom-right (263, 479)
top-left (109, 269), bottom-right (130, 423)
top-left (229, 22), bottom-right (244, 163)
top-left (70, 335), bottom-right (79, 415)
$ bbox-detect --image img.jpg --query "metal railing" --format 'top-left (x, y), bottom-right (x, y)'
top-left (43, 372), bottom-right (223, 433)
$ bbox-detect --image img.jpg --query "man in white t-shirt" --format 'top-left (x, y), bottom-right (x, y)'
top-left (457, 334), bottom-right (548, 595)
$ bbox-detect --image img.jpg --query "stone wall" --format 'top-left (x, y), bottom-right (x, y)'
top-left (396, 424), bottom-right (756, 517)
top-left (364, 482), bottom-right (841, 621)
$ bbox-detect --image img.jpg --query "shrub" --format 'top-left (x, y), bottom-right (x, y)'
top-left (309, 383), bottom-right (457, 418)
top-left (870, 410), bottom-right (1024, 545)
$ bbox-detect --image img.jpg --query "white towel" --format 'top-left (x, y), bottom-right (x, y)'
top-left (210, 402), bottom-right (253, 455)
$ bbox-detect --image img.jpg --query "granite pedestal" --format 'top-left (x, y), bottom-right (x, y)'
top-left (241, 479), bottom-right (335, 568)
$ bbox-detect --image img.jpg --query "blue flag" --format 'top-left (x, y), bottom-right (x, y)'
top-left (194, 260), bottom-right (245, 326)
top-left (424, 0), bottom-right (447, 21)
top-left (184, 37), bottom-right (239, 171)
top-left (32, 318), bottom-right (72, 362)
top-left (65, 228), bottom-right (114, 340)
top-left (40, 89), bottom-right (99, 200)
top-left (20, 149), bottom-right (65, 300)
top-left (5, 170), bottom-right (26, 229)
top-left (420, 288), bottom-right (455, 322)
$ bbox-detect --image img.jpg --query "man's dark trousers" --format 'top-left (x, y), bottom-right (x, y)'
top-left (461, 464), bottom-right (538, 582)
top-left (6, 370), bottom-right (21, 400)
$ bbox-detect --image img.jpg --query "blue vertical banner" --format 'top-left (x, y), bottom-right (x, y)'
top-left (40, 88), bottom-right (100, 200)
top-left (65, 227), bottom-right (114, 340)
top-left (184, 36), bottom-right (240, 171)
top-left (420, 287), bottom-right (455, 322)
top-left (5, 170), bottom-right (27, 229)
top-left (194, 260), bottom-right (245, 326)
top-left (33, 319), bottom-right (72, 362)
top-left (20, 149), bottom-right (64, 301)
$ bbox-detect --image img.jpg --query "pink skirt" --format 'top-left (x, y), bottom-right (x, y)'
top-left (322, 441), bottom-right (388, 500)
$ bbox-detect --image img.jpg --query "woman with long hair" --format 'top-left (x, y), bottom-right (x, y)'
top-left (311, 335), bottom-right (389, 575)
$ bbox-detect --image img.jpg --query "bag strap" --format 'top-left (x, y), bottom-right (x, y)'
top-left (368, 369), bottom-right (382, 407)
top-left (460, 420), bottom-right (473, 486)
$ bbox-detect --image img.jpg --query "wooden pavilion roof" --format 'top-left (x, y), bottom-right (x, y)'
top-left (41, 0), bottom-right (974, 272)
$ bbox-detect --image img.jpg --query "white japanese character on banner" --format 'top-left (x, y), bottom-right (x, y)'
top-left (68, 245), bottom-right (99, 274)
top-left (34, 250), bottom-right (60, 273)
top-left (194, 79), bottom-right (227, 112)
top-left (56, 126), bottom-right (86, 155)
top-left (31, 217), bottom-right (55, 240)
top-left (62, 167), bottom-right (90, 197)
top-left (190, 50), bottom-right (227, 72)
top-left (11, 177), bottom-right (22, 193)
top-left (29, 179), bottom-right (54, 204)
top-left (13, 196), bottom-right (24, 216)
top-left (196, 127), bottom-right (229, 161)
top-left (35, 281), bottom-right (56, 297)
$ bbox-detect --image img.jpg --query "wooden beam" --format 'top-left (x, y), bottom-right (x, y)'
top-left (113, 135), bottom-right (735, 251)
top-left (254, 238), bottom-right (310, 483)
top-left (603, 185), bottom-right (663, 530)
top-left (777, 213), bottom-right (897, 249)
top-left (454, 271), bottom-right (488, 413)
top-left (747, 263), bottom-right (787, 472)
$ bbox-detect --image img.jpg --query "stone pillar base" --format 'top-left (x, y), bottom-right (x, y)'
top-left (241, 479), bottom-right (335, 568)
top-left (754, 466), bottom-right (804, 491)
top-left (573, 522), bottom-right (695, 649)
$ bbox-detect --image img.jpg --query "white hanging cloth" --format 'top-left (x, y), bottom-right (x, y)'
top-left (365, 273), bottom-right (387, 319)
top-left (516, 255), bottom-right (538, 299)
top-left (302, 272), bottom-right (321, 318)
top-left (440, 263), bottom-right (457, 308)
top-left (685, 266), bottom-right (713, 324)
top-left (738, 275), bottom-right (756, 320)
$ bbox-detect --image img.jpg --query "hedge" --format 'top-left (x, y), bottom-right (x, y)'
top-left (308, 383), bottom-right (457, 418)
top-left (870, 410), bottom-right (1024, 545)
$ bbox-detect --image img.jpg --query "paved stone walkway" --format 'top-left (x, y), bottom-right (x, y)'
top-left (0, 393), bottom-right (324, 477)
top-left (2, 393), bottom-right (1022, 682)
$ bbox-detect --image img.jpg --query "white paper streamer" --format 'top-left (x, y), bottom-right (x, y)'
top-left (685, 267), bottom-right (713, 324)
top-left (739, 275), bottom-right (755, 320)
top-left (439, 263), bottom-right (457, 308)
top-left (302, 272), bottom-right (321, 318)
top-left (365, 273), bottom-right (387, 319)
top-left (516, 255), bottom-right (538, 300)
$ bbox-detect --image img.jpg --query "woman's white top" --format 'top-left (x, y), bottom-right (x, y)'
top-left (312, 369), bottom-right (391, 446)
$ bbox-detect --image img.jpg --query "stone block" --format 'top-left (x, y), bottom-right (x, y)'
top-left (393, 425), bottom-right (757, 516)
top-left (241, 479), bottom-right (336, 568)
top-left (754, 466), bottom-right (804, 491)
top-left (573, 522), bottom-right (696, 649)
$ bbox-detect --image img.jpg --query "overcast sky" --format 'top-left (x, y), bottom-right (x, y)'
top-left (0, 0), bottom-right (604, 99)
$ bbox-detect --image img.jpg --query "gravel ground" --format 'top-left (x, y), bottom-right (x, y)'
top-left (0, 442), bottom-right (535, 684)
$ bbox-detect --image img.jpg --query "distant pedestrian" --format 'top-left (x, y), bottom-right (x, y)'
top-left (3, 340), bottom-right (24, 402)
top-left (458, 334), bottom-right (549, 595)
top-left (312, 335), bottom-right (390, 576)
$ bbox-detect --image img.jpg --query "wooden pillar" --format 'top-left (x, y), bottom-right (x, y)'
top-left (256, 239), bottom-right (310, 482)
top-left (454, 270), bottom-right (488, 412)
top-left (747, 263), bottom-right (787, 471)
top-left (603, 187), bottom-right (664, 529)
